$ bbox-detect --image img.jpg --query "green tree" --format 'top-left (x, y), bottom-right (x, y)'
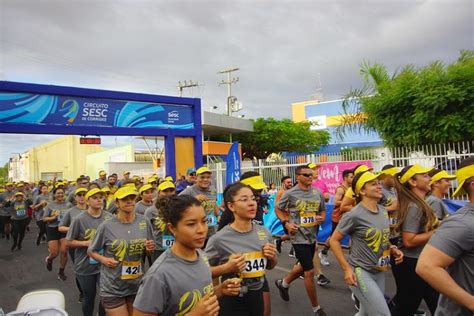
top-left (0, 163), bottom-right (8, 185)
top-left (337, 50), bottom-right (474, 147)
top-left (219, 118), bottom-right (330, 159)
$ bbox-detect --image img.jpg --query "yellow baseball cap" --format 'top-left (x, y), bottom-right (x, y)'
top-left (147, 176), bottom-right (158, 184)
top-left (114, 186), bottom-right (138, 199)
top-left (123, 171), bottom-right (130, 176)
top-left (307, 162), bottom-right (320, 169)
top-left (16, 183), bottom-right (25, 188)
top-left (85, 188), bottom-right (105, 200)
top-left (99, 170), bottom-right (107, 176)
top-left (139, 184), bottom-right (155, 194)
top-left (398, 164), bottom-right (434, 184)
top-left (241, 175), bottom-right (267, 190)
top-left (101, 186), bottom-right (111, 193)
top-left (452, 163), bottom-right (474, 197)
top-left (14, 191), bottom-right (25, 197)
top-left (123, 183), bottom-right (136, 189)
top-left (353, 165), bottom-right (373, 175)
top-left (429, 170), bottom-right (456, 185)
top-left (6, 182), bottom-right (14, 186)
top-left (164, 176), bottom-right (174, 182)
top-left (196, 166), bottom-right (212, 175)
top-left (75, 187), bottom-right (88, 195)
top-left (353, 171), bottom-right (382, 195)
top-left (158, 181), bottom-right (175, 191)
top-left (55, 181), bottom-right (65, 188)
top-left (0, 188), bottom-right (5, 193)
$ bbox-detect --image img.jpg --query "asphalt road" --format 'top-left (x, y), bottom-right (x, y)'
top-left (0, 226), bottom-right (428, 315)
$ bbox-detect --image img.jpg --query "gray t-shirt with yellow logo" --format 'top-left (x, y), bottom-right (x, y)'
top-left (336, 203), bottom-right (391, 272)
top-left (278, 185), bottom-right (326, 244)
top-left (179, 184), bottom-right (218, 237)
top-left (144, 205), bottom-right (174, 252)
top-left (66, 211), bottom-right (112, 276)
top-left (43, 201), bottom-right (72, 228)
top-left (59, 206), bottom-right (85, 228)
top-left (206, 223), bottom-right (272, 291)
top-left (133, 249), bottom-right (213, 316)
top-left (88, 214), bottom-right (154, 297)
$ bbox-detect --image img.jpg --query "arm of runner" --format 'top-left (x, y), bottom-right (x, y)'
top-left (340, 195), bottom-right (355, 213)
top-left (262, 242), bottom-right (278, 269)
top-left (329, 230), bottom-right (357, 287)
top-left (417, 244), bottom-right (474, 312)
top-left (333, 187), bottom-right (345, 208)
top-left (209, 253), bottom-right (246, 278)
top-left (401, 230), bottom-right (435, 248)
top-left (185, 292), bottom-right (220, 316)
top-left (66, 239), bottom-right (90, 248)
top-left (213, 278), bottom-right (241, 298)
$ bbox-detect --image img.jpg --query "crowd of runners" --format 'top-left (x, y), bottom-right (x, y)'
top-left (0, 158), bottom-right (472, 316)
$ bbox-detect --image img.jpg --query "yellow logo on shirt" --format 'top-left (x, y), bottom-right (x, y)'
top-left (111, 239), bottom-right (128, 262)
top-left (364, 227), bottom-right (390, 252)
top-left (139, 220), bottom-right (147, 230)
top-left (177, 284), bottom-right (213, 316)
top-left (84, 229), bottom-right (97, 241)
top-left (257, 229), bottom-right (267, 241)
top-left (153, 216), bottom-right (167, 233)
top-left (295, 200), bottom-right (320, 214)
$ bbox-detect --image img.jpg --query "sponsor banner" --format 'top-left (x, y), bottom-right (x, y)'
top-left (225, 142), bottom-right (241, 185)
top-left (0, 92), bottom-right (194, 130)
top-left (318, 160), bottom-right (373, 195)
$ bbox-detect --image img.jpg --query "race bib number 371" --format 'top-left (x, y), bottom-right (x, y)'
top-left (241, 251), bottom-right (267, 278)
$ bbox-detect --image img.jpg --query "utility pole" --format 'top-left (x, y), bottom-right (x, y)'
top-left (218, 68), bottom-right (239, 116)
top-left (178, 80), bottom-right (199, 97)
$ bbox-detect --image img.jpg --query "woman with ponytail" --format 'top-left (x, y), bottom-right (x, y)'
top-left (391, 165), bottom-right (440, 315)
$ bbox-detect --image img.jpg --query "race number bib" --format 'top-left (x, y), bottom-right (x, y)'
top-left (375, 248), bottom-right (391, 272)
top-left (121, 260), bottom-right (143, 280)
top-left (241, 251), bottom-right (267, 278)
top-left (16, 209), bottom-right (26, 217)
top-left (162, 235), bottom-right (175, 249)
top-left (389, 215), bottom-right (398, 227)
top-left (206, 214), bottom-right (217, 227)
top-left (300, 212), bottom-right (317, 227)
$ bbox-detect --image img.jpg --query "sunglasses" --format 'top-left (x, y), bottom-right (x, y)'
top-left (189, 173), bottom-right (197, 176)
top-left (298, 173), bottom-right (313, 178)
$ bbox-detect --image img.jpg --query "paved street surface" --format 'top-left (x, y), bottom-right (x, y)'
top-left (0, 227), bottom-right (427, 315)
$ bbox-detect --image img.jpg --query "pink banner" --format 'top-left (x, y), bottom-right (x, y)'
top-left (317, 160), bottom-right (373, 195)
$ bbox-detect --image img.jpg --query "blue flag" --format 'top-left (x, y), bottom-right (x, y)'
top-left (226, 142), bottom-right (241, 185)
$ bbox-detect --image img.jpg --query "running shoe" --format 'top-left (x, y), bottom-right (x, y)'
top-left (275, 238), bottom-right (282, 253)
top-left (317, 274), bottom-right (331, 286)
top-left (288, 246), bottom-right (295, 258)
top-left (314, 309), bottom-right (327, 316)
top-left (275, 279), bottom-right (290, 301)
top-left (319, 252), bottom-right (330, 266)
top-left (58, 271), bottom-right (67, 281)
top-left (45, 256), bottom-right (53, 271)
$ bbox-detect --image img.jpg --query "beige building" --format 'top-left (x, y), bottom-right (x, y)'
top-left (10, 136), bottom-right (103, 182)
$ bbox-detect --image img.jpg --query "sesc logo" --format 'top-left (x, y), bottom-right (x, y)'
top-left (60, 99), bottom-right (80, 123)
top-left (168, 111), bottom-right (180, 118)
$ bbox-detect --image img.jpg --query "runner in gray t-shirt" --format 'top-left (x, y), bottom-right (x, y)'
top-left (207, 183), bottom-right (277, 315)
top-left (330, 171), bottom-right (404, 316)
top-left (67, 188), bottom-right (111, 316)
top-left (417, 159), bottom-right (474, 316)
top-left (88, 186), bottom-right (154, 313)
top-left (5, 192), bottom-right (33, 251)
top-left (43, 187), bottom-right (73, 281)
top-left (0, 185), bottom-right (14, 239)
top-left (179, 167), bottom-right (219, 239)
top-left (133, 194), bottom-right (241, 316)
top-left (426, 168), bottom-right (456, 220)
top-left (32, 185), bottom-right (50, 245)
top-left (135, 184), bottom-right (155, 215)
top-left (275, 165), bottom-right (327, 315)
top-left (426, 194), bottom-right (449, 220)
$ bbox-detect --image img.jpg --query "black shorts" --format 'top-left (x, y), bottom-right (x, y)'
top-left (331, 221), bottom-right (339, 235)
top-left (0, 215), bottom-right (11, 225)
top-left (101, 294), bottom-right (136, 310)
top-left (293, 243), bottom-right (316, 272)
top-left (262, 276), bottom-right (269, 292)
top-left (46, 226), bottom-right (66, 241)
top-left (219, 287), bottom-right (263, 316)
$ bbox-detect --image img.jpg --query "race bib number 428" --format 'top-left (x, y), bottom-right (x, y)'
top-left (121, 260), bottom-right (143, 280)
top-left (241, 251), bottom-right (267, 278)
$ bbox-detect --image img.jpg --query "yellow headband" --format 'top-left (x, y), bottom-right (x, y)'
top-left (430, 170), bottom-right (456, 185)
top-left (241, 175), bottom-right (267, 190)
top-left (399, 164), bottom-right (434, 184)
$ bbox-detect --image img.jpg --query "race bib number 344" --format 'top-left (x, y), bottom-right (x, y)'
top-left (121, 260), bottom-right (143, 280)
top-left (241, 251), bottom-right (267, 278)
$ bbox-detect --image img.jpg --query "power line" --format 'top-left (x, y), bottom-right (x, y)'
top-left (218, 67), bottom-right (239, 116)
top-left (177, 80), bottom-right (200, 97)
